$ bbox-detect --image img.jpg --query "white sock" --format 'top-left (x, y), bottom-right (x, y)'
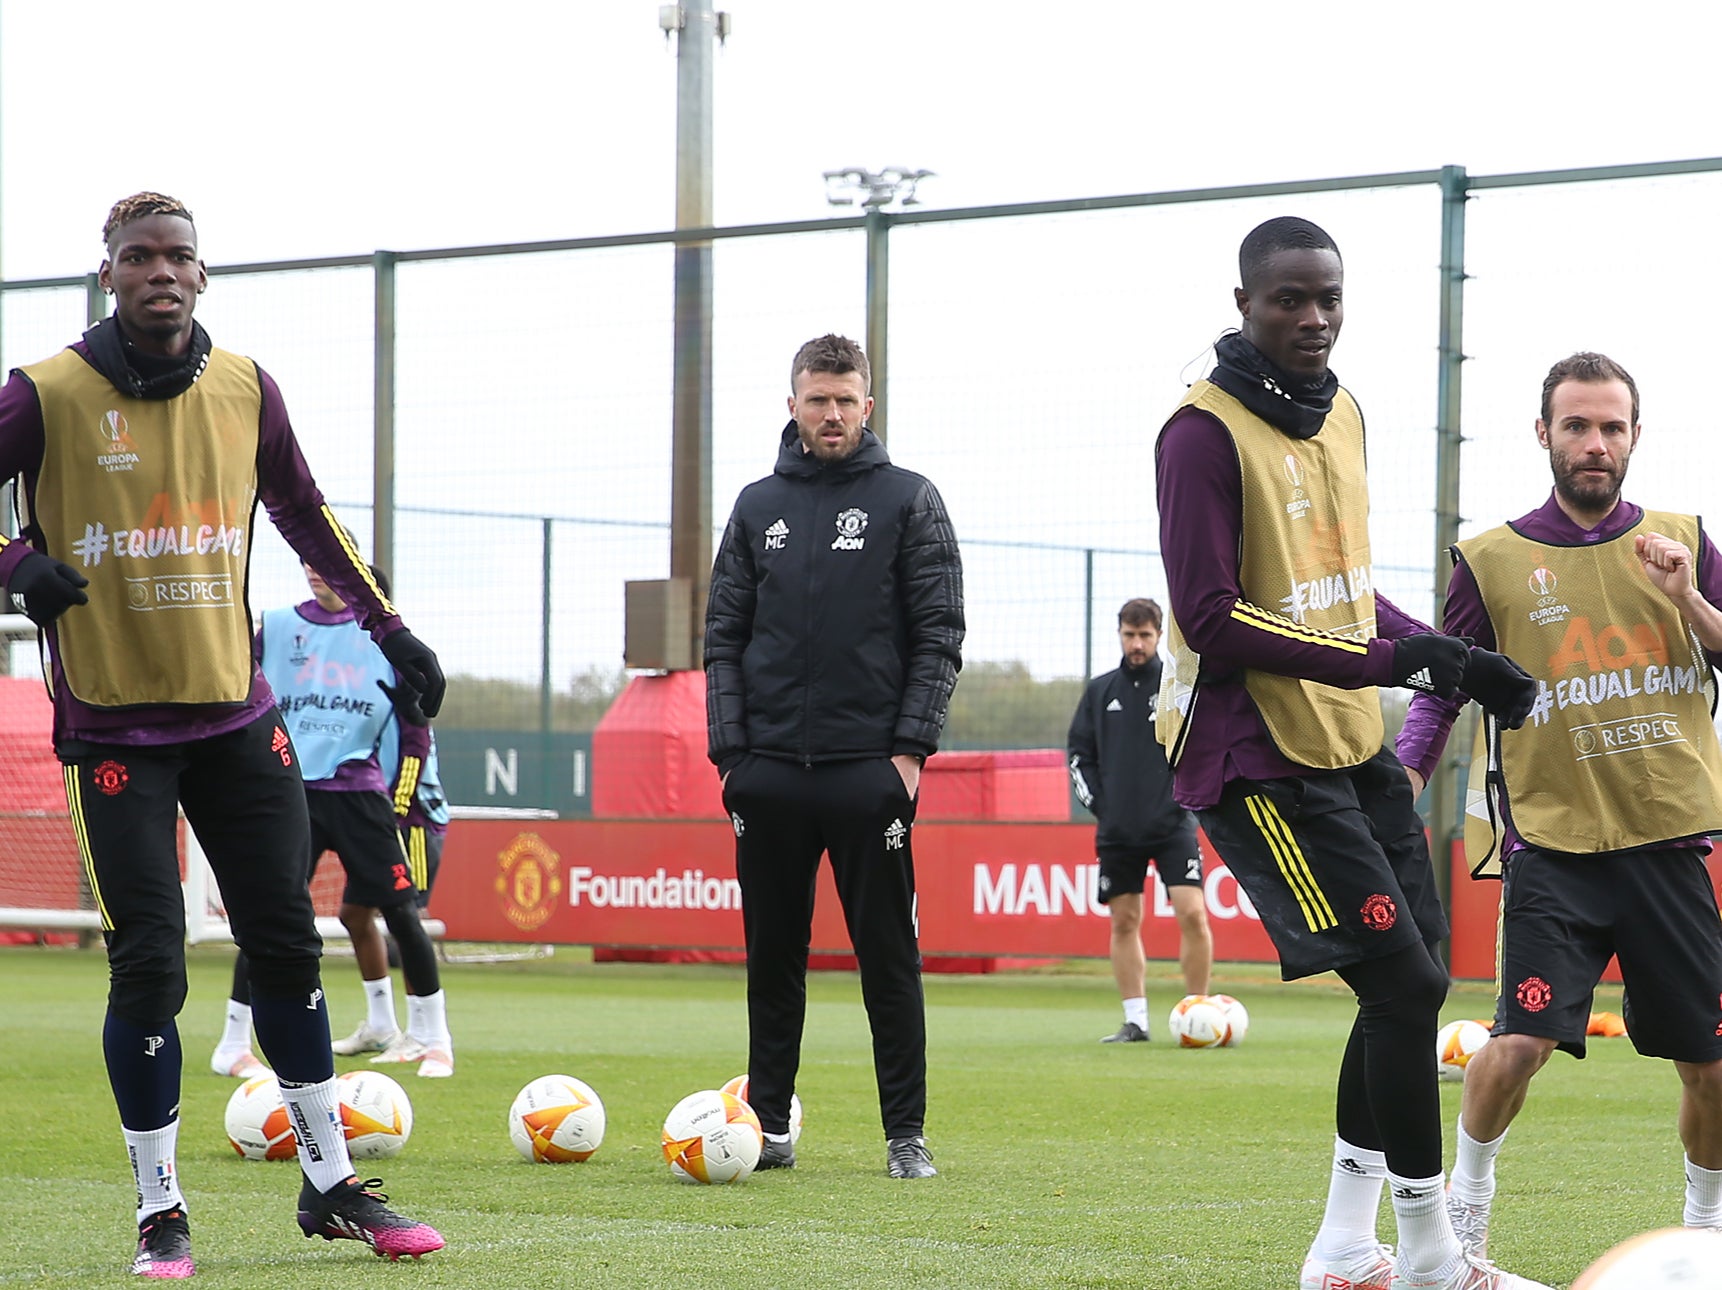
top-left (407, 989), bottom-right (451, 1049)
top-left (1389, 1170), bottom-right (1461, 1276)
top-left (123, 1120), bottom-right (186, 1223)
top-left (217, 1000), bottom-right (252, 1052)
top-left (1122, 997), bottom-right (1148, 1030)
top-left (279, 1075), bottom-right (356, 1193)
top-left (1311, 1136), bottom-right (1387, 1258)
top-left (1685, 1155), bottom-right (1722, 1228)
top-left (1450, 1117), bottom-right (1507, 1205)
top-left (764, 1131), bottom-right (790, 1144)
top-left (362, 977), bottom-right (397, 1034)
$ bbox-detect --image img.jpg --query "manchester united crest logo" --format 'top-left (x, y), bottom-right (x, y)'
top-left (1359, 893), bottom-right (1397, 932)
top-left (92, 760), bottom-right (129, 796)
top-left (495, 832), bottom-right (562, 932)
top-left (831, 508), bottom-right (869, 551)
top-left (1516, 976), bottom-right (1553, 1012)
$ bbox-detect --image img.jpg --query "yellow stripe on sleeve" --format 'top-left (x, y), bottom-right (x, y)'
top-left (406, 826), bottom-right (428, 891)
top-left (1230, 602), bottom-right (1370, 655)
top-left (319, 506), bottom-right (397, 617)
top-left (63, 766), bottom-right (114, 932)
top-left (1244, 793), bottom-right (1338, 933)
top-left (393, 756), bottom-right (422, 816)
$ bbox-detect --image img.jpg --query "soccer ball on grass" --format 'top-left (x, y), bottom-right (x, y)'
top-left (1169, 994), bottom-right (1232, 1048)
top-left (661, 1089), bottom-right (762, 1184)
top-left (720, 1073), bottom-right (802, 1145)
top-left (336, 1069), bottom-right (413, 1159)
top-left (1208, 993), bottom-right (1249, 1046)
top-left (225, 1074), bottom-right (297, 1161)
top-left (1436, 1019), bottom-right (1492, 1082)
top-left (509, 1074), bottom-right (607, 1163)
top-left (1572, 1226), bottom-right (1722, 1288)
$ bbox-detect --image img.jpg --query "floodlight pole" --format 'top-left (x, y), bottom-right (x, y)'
top-left (825, 169), bottom-right (936, 446)
top-left (668, 0), bottom-right (721, 666)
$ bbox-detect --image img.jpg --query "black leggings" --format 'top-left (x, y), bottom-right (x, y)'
top-left (1334, 940), bottom-right (1451, 1178)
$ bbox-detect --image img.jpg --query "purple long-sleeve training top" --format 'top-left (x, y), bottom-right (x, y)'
top-left (1156, 402), bottom-right (1434, 811)
top-left (0, 341), bottom-right (403, 748)
top-left (1396, 493), bottom-right (1722, 791)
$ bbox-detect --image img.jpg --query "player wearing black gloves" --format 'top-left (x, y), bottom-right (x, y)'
top-left (1155, 216), bottom-right (1549, 1289)
top-left (6, 549), bottom-right (89, 623)
top-left (0, 192), bottom-right (445, 1275)
top-left (1393, 635), bottom-right (1537, 729)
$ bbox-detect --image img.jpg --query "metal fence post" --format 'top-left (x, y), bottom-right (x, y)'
top-left (865, 209), bottom-right (890, 443)
top-left (1428, 164), bottom-right (1471, 946)
top-left (373, 250), bottom-right (397, 578)
top-left (85, 272), bottom-right (105, 326)
top-left (1083, 548), bottom-right (1095, 681)
top-left (541, 516), bottom-right (554, 806)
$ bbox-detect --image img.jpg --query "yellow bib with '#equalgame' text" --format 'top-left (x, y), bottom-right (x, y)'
top-left (23, 347), bottom-right (261, 708)
top-left (1158, 381), bottom-right (1381, 771)
top-left (1458, 510), bottom-right (1722, 858)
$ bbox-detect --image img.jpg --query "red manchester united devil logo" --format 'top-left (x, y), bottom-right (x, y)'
top-left (92, 760), bottom-right (129, 796)
top-left (1517, 977), bottom-right (1553, 1012)
top-left (1359, 893), bottom-right (1397, 932)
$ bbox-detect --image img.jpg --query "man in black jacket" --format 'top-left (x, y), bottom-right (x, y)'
top-left (705, 333), bottom-right (964, 1180)
top-left (1069, 598), bottom-right (1212, 1043)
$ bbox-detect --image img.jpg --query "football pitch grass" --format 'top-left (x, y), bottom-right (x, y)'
top-left (0, 946), bottom-right (1675, 1288)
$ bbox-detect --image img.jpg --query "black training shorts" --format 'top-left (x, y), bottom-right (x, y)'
top-left (1097, 822), bottom-right (1203, 903)
top-left (306, 787), bottom-right (418, 909)
top-left (1198, 748), bottom-right (1448, 980)
top-left (1495, 844), bottom-right (1722, 1062)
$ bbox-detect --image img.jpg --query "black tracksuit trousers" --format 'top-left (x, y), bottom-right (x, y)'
top-left (723, 753), bottom-right (926, 1141)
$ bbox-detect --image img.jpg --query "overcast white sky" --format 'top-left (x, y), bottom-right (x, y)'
top-left (5, 2), bottom-right (1720, 269)
top-left (4, 2), bottom-right (1722, 682)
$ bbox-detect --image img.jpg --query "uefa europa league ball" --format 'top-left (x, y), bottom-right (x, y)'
top-left (509, 1074), bottom-right (607, 1163)
top-left (1572, 1226), bottom-right (1722, 1288)
top-left (1209, 994), bottom-right (1249, 1047)
top-left (225, 1073), bottom-right (296, 1161)
top-left (336, 1069), bottom-right (414, 1159)
top-left (1436, 1019), bottom-right (1492, 1082)
top-left (720, 1073), bottom-right (803, 1145)
top-left (1169, 994), bottom-right (1231, 1048)
top-left (661, 1089), bottom-right (763, 1184)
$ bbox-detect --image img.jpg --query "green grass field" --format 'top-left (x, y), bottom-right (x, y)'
top-left (0, 946), bottom-right (1681, 1288)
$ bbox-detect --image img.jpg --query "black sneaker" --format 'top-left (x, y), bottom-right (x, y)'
top-left (296, 1175), bottom-right (445, 1261)
top-left (1100, 1021), bottom-right (1151, 1044)
top-left (886, 1136), bottom-right (937, 1179)
top-left (132, 1207), bottom-right (194, 1279)
top-left (757, 1137), bottom-right (796, 1170)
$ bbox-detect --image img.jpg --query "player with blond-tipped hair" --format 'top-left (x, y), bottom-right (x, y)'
top-left (0, 192), bottom-right (447, 1275)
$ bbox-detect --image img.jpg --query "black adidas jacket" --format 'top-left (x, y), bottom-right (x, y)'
top-left (1067, 656), bottom-right (1190, 847)
top-left (705, 422), bottom-right (964, 772)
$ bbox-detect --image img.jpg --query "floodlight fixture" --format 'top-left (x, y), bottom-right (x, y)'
top-left (823, 167), bottom-right (936, 210)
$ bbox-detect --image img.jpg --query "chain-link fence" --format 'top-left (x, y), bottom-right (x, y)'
top-left (6, 160), bottom-right (1719, 831)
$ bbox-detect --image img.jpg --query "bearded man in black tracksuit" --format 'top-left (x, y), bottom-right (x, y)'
top-left (1068, 597), bottom-right (1212, 1044)
top-left (705, 334), bottom-right (964, 1181)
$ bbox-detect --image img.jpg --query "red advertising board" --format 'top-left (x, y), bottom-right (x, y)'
top-left (431, 818), bottom-right (1276, 963)
top-left (427, 819), bottom-right (1722, 983)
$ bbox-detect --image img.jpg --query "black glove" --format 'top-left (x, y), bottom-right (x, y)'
top-left (1460, 647), bottom-right (1538, 731)
top-left (378, 629), bottom-right (445, 718)
top-left (1391, 633), bottom-right (1471, 698)
top-left (377, 679), bottom-right (429, 728)
top-left (7, 550), bottom-right (89, 625)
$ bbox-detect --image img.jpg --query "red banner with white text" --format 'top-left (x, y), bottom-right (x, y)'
top-left (429, 819), bottom-right (1722, 980)
top-left (431, 819), bottom-right (1272, 964)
